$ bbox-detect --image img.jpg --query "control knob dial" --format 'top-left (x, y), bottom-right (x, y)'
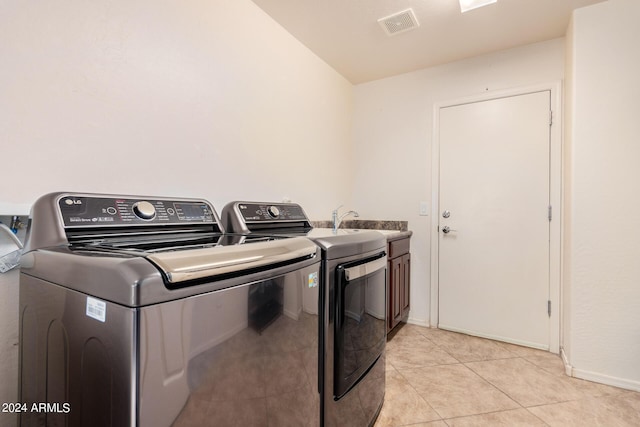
top-left (267, 205), bottom-right (280, 218)
top-left (133, 201), bottom-right (156, 220)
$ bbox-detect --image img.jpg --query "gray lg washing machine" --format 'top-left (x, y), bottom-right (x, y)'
top-left (19, 192), bottom-right (322, 427)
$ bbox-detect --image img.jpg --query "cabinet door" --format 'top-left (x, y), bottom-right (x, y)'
top-left (401, 253), bottom-right (411, 318)
top-left (390, 256), bottom-right (402, 329)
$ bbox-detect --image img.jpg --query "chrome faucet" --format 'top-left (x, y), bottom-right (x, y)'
top-left (332, 205), bottom-right (359, 233)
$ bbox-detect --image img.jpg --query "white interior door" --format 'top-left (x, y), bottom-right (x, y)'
top-left (438, 91), bottom-right (551, 349)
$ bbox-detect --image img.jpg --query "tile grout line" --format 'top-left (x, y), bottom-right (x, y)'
top-left (449, 355), bottom-right (556, 426)
top-left (390, 359), bottom-right (447, 422)
top-left (439, 407), bottom-right (553, 427)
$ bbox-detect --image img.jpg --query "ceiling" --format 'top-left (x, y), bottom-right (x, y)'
top-left (251, 0), bottom-right (606, 84)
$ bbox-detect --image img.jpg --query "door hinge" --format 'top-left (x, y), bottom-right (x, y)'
top-left (549, 110), bottom-right (553, 126)
top-left (547, 300), bottom-right (552, 317)
top-left (548, 205), bottom-right (552, 221)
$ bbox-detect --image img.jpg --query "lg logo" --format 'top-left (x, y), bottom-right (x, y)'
top-left (64, 199), bottom-right (83, 205)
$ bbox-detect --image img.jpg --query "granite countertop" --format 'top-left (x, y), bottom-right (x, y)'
top-left (310, 220), bottom-right (412, 241)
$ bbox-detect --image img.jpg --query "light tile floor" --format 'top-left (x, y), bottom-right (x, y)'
top-left (375, 324), bottom-right (640, 426)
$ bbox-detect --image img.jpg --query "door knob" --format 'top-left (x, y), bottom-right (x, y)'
top-left (442, 226), bottom-right (457, 234)
top-left (442, 210), bottom-right (451, 218)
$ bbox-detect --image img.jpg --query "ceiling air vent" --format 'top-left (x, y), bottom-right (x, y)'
top-left (378, 8), bottom-right (420, 36)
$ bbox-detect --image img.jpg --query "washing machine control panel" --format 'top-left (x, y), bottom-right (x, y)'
top-left (58, 195), bottom-right (217, 227)
top-left (237, 202), bottom-right (308, 222)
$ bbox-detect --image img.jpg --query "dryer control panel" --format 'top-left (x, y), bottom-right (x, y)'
top-left (237, 202), bottom-right (308, 222)
top-left (57, 195), bottom-right (217, 228)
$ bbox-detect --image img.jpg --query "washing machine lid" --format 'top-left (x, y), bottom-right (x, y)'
top-left (145, 236), bottom-right (316, 283)
top-left (70, 233), bottom-right (316, 284)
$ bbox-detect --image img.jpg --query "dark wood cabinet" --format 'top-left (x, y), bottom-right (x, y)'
top-left (387, 236), bottom-right (411, 333)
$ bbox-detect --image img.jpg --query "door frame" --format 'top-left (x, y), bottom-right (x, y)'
top-left (429, 82), bottom-right (562, 353)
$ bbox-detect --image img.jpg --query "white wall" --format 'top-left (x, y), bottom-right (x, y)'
top-left (0, 0), bottom-right (353, 420)
top-left (0, 0), bottom-right (353, 219)
top-left (351, 39), bottom-right (565, 326)
top-left (564, 0), bottom-right (640, 390)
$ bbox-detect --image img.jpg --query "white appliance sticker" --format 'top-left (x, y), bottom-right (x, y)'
top-left (86, 297), bottom-right (106, 322)
top-left (308, 272), bottom-right (318, 288)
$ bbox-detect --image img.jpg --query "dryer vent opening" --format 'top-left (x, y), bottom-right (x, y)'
top-left (378, 8), bottom-right (420, 36)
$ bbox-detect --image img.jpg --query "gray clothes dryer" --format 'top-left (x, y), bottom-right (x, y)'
top-left (222, 201), bottom-right (387, 427)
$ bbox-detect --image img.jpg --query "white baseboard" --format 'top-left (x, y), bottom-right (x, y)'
top-left (438, 323), bottom-right (549, 351)
top-left (560, 347), bottom-right (573, 376)
top-left (560, 347), bottom-right (640, 392)
top-left (407, 317), bottom-right (429, 327)
top-left (571, 367), bottom-right (640, 392)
